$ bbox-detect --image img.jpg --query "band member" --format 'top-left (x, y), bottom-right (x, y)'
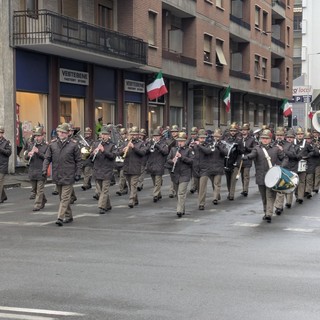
top-left (167, 132), bottom-right (194, 218)
top-left (91, 126), bottom-right (116, 214)
top-left (239, 123), bottom-right (256, 197)
top-left (244, 129), bottom-right (285, 223)
top-left (167, 125), bottom-right (179, 198)
top-left (137, 128), bottom-right (148, 191)
top-left (197, 129), bottom-right (227, 209)
top-left (81, 127), bottom-right (94, 191)
top-left (146, 128), bottom-right (169, 202)
top-left (294, 127), bottom-right (308, 204)
top-left (121, 126), bottom-right (147, 208)
top-left (304, 132), bottom-right (320, 199)
top-left (186, 127), bottom-right (199, 194)
top-left (42, 123), bottom-right (82, 226)
top-left (223, 123), bottom-right (242, 200)
top-left (0, 126), bottom-right (12, 203)
top-left (115, 128), bottom-right (129, 196)
top-left (312, 129), bottom-right (320, 193)
top-left (24, 127), bottom-right (48, 211)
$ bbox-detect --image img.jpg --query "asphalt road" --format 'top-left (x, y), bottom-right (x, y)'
top-left (1, 175), bottom-right (320, 320)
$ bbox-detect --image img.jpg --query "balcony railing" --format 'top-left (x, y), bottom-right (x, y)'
top-left (162, 49), bottom-right (197, 67)
top-left (12, 10), bottom-right (148, 65)
top-left (229, 70), bottom-right (250, 81)
top-left (271, 37), bottom-right (286, 49)
top-left (230, 14), bottom-right (251, 31)
top-left (271, 82), bottom-right (285, 90)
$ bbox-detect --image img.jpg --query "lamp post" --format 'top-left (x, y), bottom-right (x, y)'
top-left (306, 52), bottom-right (320, 130)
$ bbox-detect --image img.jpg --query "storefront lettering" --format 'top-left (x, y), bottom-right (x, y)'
top-left (124, 79), bottom-right (145, 93)
top-left (60, 68), bottom-right (89, 86)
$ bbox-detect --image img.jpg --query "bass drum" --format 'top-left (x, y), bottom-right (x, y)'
top-left (312, 110), bottom-right (320, 133)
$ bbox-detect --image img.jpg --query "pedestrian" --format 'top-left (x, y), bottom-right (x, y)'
top-left (91, 125), bottom-right (116, 214)
top-left (24, 126), bottom-right (48, 211)
top-left (167, 132), bottom-right (194, 218)
top-left (121, 126), bottom-right (147, 208)
top-left (244, 129), bottom-right (285, 223)
top-left (0, 126), bottom-right (12, 203)
top-left (42, 123), bottom-right (82, 226)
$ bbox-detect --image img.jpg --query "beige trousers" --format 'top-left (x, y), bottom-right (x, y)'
top-left (96, 179), bottom-right (111, 209)
top-left (173, 181), bottom-right (189, 214)
top-left (57, 184), bottom-right (73, 220)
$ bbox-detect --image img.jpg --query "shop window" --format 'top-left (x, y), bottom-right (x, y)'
top-left (286, 67), bottom-right (290, 87)
top-left (95, 100), bottom-right (115, 126)
top-left (261, 58), bottom-right (267, 79)
top-left (262, 11), bottom-right (268, 33)
top-left (59, 97), bottom-right (84, 130)
top-left (216, 39), bottom-right (227, 67)
top-left (170, 107), bottom-right (183, 128)
top-left (204, 34), bottom-right (212, 63)
top-left (124, 103), bottom-right (141, 129)
top-left (98, 1), bottom-right (114, 30)
top-left (254, 55), bottom-right (260, 77)
top-left (148, 11), bottom-right (157, 46)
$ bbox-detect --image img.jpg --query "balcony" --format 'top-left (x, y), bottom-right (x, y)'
top-left (12, 10), bottom-right (148, 69)
top-left (162, 49), bottom-right (196, 67)
top-left (229, 70), bottom-right (250, 81)
top-left (229, 15), bottom-right (251, 31)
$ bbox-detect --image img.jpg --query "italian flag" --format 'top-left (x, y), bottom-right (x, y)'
top-left (223, 86), bottom-right (231, 113)
top-left (146, 71), bottom-right (168, 100)
top-left (308, 106), bottom-right (313, 119)
top-left (281, 99), bottom-right (292, 117)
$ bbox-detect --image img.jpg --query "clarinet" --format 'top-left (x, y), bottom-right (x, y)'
top-left (171, 147), bottom-right (181, 173)
top-left (92, 140), bottom-right (103, 162)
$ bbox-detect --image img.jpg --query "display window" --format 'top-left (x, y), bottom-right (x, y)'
top-left (148, 105), bottom-right (164, 136)
top-left (59, 97), bottom-right (84, 130)
top-left (95, 100), bottom-right (115, 125)
top-left (170, 106), bottom-right (183, 128)
top-left (124, 103), bottom-right (141, 129)
top-left (16, 91), bottom-right (48, 143)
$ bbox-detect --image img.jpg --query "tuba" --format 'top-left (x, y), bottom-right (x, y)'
top-left (312, 110), bottom-right (320, 133)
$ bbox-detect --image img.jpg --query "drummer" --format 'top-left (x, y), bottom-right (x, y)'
top-left (243, 129), bottom-right (285, 223)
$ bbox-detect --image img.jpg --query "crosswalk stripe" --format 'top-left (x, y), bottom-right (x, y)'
top-left (0, 306), bottom-right (84, 316)
top-left (234, 222), bottom-right (259, 227)
top-left (284, 228), bottom-right (314, 233)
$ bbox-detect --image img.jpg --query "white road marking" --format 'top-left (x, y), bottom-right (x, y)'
top-left (0, 211), bottom-right (15, 215)
top-left (284, 228), bottom-right (314, 233)
top-left (233, 222), bottom-right (259, 227)
top-left (74, 204), bottom-right (96, 208)
top-left (0, 306), bottom-right (84, 317)
top-left (0, 313), bottom-right (55, 320)
top-left (177, 218), bottom-right (200, 222)
top-left (303, 216), bottom-right (320, 222)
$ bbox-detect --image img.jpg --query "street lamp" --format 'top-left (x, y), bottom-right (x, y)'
top-left (306, 52), bottom-right (320, 130)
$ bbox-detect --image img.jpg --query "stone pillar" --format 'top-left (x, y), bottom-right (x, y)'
top-left (0, 1), bottom-right (15, 173)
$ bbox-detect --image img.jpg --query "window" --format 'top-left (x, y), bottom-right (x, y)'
top-left (262, 11), bottom-right (268, 33)
top-left (204, 34), bottom-right (212, 63)
top-left (254, 55), bottom-right (260, 77)
top-left (255, 6), bottom-right (261, 29)
top-left (287, 0), bottom-right (290, 7)
top-left (98, 1), bottom-right (113, 30)
top-left (216, 39), bottom-right (227, 66)
top-left (286, 26), bottom-right (291, 46)
top-left (148, 11), bottom-right (157, 46)
top-left (254, 109), bottom-right (259, 126)
top-left (286, 67), bottom-right (290, 87)
top-left (216, 0), bottom-right (223, 9)
top-left (59, 0), bottom-right (78, 19)
top-left (262, 58), bottom-right (267, 79)
top-left (294, 15), bottom-right (302, 31)
top-left (293, 65), bottom-right (301, 79)
top-left (26, 0), bottom-right (38, 18)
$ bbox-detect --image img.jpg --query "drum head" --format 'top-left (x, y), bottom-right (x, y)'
top-left (265, 166), bottom-right (281, 188)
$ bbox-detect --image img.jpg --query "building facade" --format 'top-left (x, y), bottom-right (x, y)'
top-left (0, 0), bottom-right (293, 172)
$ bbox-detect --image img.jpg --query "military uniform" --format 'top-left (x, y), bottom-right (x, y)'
top-left (91, 126), bottom-right (116, 214)
top-left (24, 127), bottom-right (48, 211)
top-left (0, 126), bottom-right (12, 203)
top-left (115, 128), bottom-right (128, 196)
top-left (167, 132), bottom-right (194, 217)
top-left (81, 127), bottom-right (94, 190)
top-left (43, 123), bottom-right (82, 226)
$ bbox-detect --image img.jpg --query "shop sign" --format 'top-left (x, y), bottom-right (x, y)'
top-left (60, 68), bottom-right (89, 85)
top-left (124, 79), bottom-right (145, 93)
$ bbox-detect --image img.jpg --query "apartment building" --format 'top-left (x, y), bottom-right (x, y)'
top-left (0, 0), bottom-right (293, 172)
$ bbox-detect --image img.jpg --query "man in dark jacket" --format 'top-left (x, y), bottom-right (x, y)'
top-left (25, 126), bottom-right (48, 211)
top-left (121, 126), bottom-right (147, 208)
top-left (146, 128), bottom-right (169, 202)
top-left (43, 123), bottom-right (82, 226)
top-left (0, 126), bottom-right (12, 203)
top-left (244, 129), bottom-right (285, 223)
top-left (91, 126), bottom-right (116, 214)
top-left (196, 129), bottom-right (227, 209)
top-left (81, 127), bottom-right (94, 191)
top-left (167, 132), bottom-right (194, 218)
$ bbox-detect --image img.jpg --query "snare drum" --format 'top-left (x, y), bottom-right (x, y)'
top-left (265, 166), bottom-right (299, 193)
top-left (297, 159), bottom-right (307, 172)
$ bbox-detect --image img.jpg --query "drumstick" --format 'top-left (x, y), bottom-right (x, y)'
top-left (236, 159), bottom-right (243, 180)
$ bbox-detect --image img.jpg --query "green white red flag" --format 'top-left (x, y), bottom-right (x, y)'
top-left (308, 106), bottom-right (313, 119)
top-left (223, 86), bottom-right (231, 113)
top-left (281, 99), bottom-right (292, 117)
top-left (146, 71), bottom-right (168, 100)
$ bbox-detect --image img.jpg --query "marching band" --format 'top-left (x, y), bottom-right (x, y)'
top-left (1, 122), bottom-right (320, 226)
